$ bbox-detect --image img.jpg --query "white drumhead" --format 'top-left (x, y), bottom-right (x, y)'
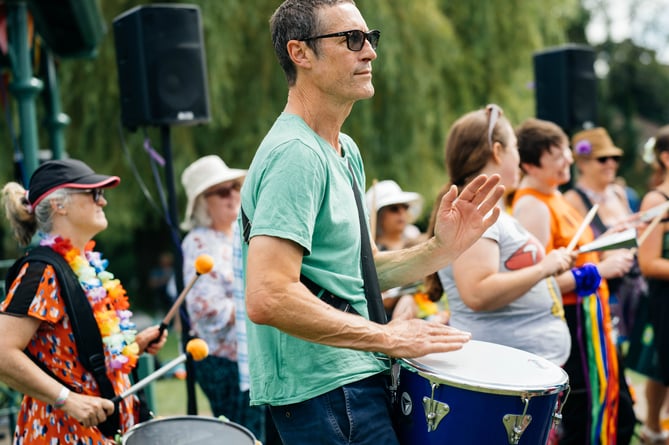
top-left (402, 340), bottom-right (568, 396)
top-left (122, 415), bottom-right (256, 445)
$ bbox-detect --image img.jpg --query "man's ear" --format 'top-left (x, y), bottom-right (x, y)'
top-left (286, 40), bottom-right (312, 69)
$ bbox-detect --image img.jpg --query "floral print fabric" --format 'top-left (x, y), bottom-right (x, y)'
top-left (181, 226), bottom-right (238, 359)
top-left (2, 262), bottom-right (136, 444)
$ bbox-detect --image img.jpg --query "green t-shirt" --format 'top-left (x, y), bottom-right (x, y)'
top-left (241, 113), bottom-right (387, 406)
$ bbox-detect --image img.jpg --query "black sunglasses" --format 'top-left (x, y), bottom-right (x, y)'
top-left (384, 204), bottom-right (409, 213)
top-left (596, 156), bottom-right (621, 164)
top-left (300, 29), bottom-right (380, 52)
top-left (70, 188), bottom-right (105, 203)
top-left (204, 182), bottom-right (242, 199)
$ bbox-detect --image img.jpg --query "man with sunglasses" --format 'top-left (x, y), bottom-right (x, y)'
top-left (240, 1), bottom-right (503, 443)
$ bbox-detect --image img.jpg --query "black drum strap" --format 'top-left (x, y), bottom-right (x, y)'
top-left (346, 160), bottom-right (388, 325)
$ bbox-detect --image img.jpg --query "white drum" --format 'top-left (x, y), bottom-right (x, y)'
top-left (395, 340), bottom-right (569, 445)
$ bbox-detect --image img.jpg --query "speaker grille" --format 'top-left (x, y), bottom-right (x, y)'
top-left (533, 45), bottom-right (597, 134)
top-left (113, 5), bottom-right (210, 129)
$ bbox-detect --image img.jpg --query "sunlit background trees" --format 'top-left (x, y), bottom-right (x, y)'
top-left (1, 0), bottom-right (667, 310)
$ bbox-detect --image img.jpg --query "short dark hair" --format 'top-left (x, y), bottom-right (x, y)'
top-left (654, 125), bottom-right (669, 154)
top-left (652, 124), bottom-right (669, 178)
top-left (270, 0), bottom-right (355, 86)
top-left (516, 118), bottom-right (568, 171)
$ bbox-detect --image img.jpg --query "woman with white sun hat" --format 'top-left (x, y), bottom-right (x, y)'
top-left (180, 155), bottom-right (265, 441)
top-left (365, 180), bottom-right (429, 320)
top-left (365, 179), bottom-right (424, 251)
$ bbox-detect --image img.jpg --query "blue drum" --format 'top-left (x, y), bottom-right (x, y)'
top-left (121, 415), bottom-right (257, 445)
top-left (395, 341), bottom-right (569, 445)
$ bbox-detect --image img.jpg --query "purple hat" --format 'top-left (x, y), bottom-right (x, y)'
top-left (26, 159), bottom-right (120, 209)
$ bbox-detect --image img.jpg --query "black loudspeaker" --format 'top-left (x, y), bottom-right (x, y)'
top-left (533, 45), bottom-right (597, 134)
top-left (113, 5), bottom-right (210, 129)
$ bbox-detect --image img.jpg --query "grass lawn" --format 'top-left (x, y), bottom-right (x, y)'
top-left (140, 332), bottom-right (212, 417)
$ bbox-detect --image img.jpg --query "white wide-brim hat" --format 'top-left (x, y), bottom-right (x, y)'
top-left (365, 180), bottom-right (423, 223)
top-left (181, 155), bottom-right (247, 228)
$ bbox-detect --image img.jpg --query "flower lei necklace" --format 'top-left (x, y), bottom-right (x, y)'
top-left (40, 235), bottom-right (139, 374)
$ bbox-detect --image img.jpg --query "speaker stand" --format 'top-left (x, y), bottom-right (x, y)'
top-left (160, 124), bottom-right (198, 415)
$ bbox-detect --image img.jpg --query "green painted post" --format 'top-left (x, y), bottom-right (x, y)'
top-left (43, 52), bottom-right (70, 160)
top-left (7, 2), bottom-right (43, 182)
top-left (136, 354), bottom-right (156, 414)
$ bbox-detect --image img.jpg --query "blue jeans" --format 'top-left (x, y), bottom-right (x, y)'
top-left (269, 373), bottom-right (399, 445)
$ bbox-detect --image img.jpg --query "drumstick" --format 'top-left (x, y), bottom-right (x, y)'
top-left (567, 204), bottom-right (599, 252)
top-left (148, 254), bottom-right (214, 346)
top-left (636, 199), bottom-right (669, 223)
top-left (111, 338), bottom-right (209, 403)
top-left (637, 211), bottom-right (664, 248)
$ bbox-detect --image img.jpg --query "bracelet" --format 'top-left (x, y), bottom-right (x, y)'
top-left (571, 263), bottom-right (601, 297)
top-left (54, 386), bottom-right (70, 408)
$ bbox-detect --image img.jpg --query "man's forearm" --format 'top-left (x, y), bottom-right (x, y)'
top-left (374, 237), bottom-right (455, 290)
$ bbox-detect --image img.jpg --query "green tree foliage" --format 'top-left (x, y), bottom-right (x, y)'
top-left (0, 0), bottom-right (587, 305)
top-left (593, 39), bottom-right (669, 194)
top-left (601, 40), bottom-right (669, 125)
top-left (580, 0), bottom-right (669, 195)
top-left (353, 0), bottom-right (580, 201)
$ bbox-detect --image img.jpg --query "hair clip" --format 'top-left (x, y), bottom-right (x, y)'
top-left (643, 137), bottom-right (656, 164)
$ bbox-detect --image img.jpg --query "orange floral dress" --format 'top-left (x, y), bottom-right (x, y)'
top-left (1, 261), bottom-right (138, 444)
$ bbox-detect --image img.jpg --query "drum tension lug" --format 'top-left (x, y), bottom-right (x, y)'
top-left (389, 360), bottom-right (401, 406)
top-left (502, 395), bottom-right (533, 445)
top-left (553, 384), bottom-right (570, 427)
top-left (422, 383), bottom-right (450, 432)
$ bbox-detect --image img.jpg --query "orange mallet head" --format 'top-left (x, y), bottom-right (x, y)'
top-left (195, 254), bottom-right (215, 275)
top-left (186, 338), bottom-right (209, 361)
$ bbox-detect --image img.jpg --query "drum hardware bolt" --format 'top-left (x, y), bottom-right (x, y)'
top-left (422, 382), bottom-right (450, 432)
top-left (553, 384), bottom-right (571, 427)
top-left (502, 395), bottom-right (532, 444)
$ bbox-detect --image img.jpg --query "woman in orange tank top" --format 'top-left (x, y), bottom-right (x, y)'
top-left (512, 118), bottom-right (636, 445)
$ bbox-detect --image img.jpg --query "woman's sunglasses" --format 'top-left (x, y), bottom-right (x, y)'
top-left (69, 188), bottom-right (105, 203)
top-left (204, 182), bottom-right (242, 199)
top-left (596, 156), bottom-right (621, 164)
